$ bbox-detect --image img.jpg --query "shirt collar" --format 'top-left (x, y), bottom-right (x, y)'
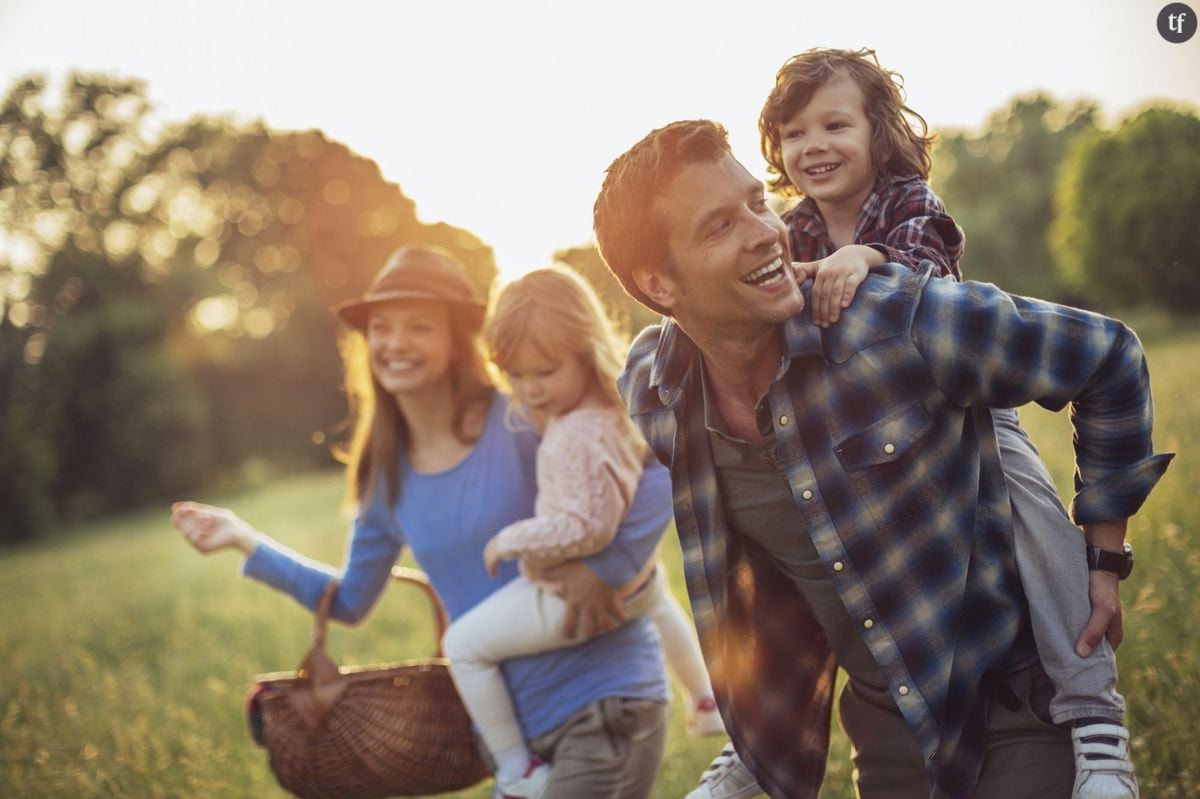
top-left (792, 171), bottom-right (905, 241)
top-left (649, 286), bottom-right (827, 408)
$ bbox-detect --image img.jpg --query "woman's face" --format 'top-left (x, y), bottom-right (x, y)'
top-left (365, 299), bottom-right (455, 398)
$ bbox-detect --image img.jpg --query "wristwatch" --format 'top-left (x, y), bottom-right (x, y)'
top-left (1085, 543), bottom-right (1134, 580)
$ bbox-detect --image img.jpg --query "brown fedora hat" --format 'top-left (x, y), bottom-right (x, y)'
top-left (334, 246), bottom-right (487, 331)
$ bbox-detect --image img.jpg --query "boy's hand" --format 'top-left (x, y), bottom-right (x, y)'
top-left (809, 245), bottom-right (882, 327)
top-left (483, 536), bottom-right (506, 577)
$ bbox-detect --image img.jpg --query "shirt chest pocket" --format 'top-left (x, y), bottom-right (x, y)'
top-left (834, 401), bottom-right (939, 529)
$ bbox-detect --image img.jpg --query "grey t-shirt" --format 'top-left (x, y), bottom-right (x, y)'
top-left (701, 364), bottom-right (889, 692)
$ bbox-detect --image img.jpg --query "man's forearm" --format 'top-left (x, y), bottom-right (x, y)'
top-left (1083, 519), bottom-right (1128, 550)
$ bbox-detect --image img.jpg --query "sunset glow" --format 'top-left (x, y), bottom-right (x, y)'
top-left (2, 0), bottom-right (1198, 281)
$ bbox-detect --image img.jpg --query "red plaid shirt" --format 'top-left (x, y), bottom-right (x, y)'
top-left (782, 173), bottom-right (964, 280)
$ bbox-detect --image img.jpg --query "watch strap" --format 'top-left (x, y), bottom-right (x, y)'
top-left (1085, 543), bottom-right (1133, 580)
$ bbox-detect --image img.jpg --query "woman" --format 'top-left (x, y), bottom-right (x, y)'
top-left (172, 246), bottom-right (672, 798)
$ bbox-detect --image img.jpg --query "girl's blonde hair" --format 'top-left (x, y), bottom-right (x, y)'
top-left (759, 47), bottom-right (935, 197)
top-left (485, 267), bottom-right (645, 450)
top-left (336, 271), bottom-right (496, 511)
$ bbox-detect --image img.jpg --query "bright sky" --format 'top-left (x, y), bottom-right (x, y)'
top-left (2, 0), bottom-right (1197, 280)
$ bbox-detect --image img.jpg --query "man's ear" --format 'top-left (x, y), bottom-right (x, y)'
top-left (632, 264), bottom-right (678, 312)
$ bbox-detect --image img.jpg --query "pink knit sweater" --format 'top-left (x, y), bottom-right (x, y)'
top-left (487, 406), bottom-right (656, 597)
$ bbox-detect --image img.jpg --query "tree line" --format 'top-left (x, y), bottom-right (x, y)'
top-left (1, 74), bottom-right (1197, 544)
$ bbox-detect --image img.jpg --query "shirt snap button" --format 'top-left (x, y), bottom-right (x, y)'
top-left (884, 443), bottom-right (896, 454)
top-left (833, 561), bottom-right (844, 571)
top-left (801, 489), bottom-right (813, 500)
top-left (779, 415), bottom-right (789, 426)
top-left (863, 618), bottom-right (874, 629)
top-left (898, 685), bottom-right (910, 696)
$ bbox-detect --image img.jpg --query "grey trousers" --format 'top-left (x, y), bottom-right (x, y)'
top-left (993, 407), bottom-right (1125, 724)
top-left (527, 697), bottom-right (668, 798)
top-left (839, 661), bottom-right (1074, 798)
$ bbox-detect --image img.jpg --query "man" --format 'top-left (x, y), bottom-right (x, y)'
top-left (591, 120), bottom-right (1172, 799)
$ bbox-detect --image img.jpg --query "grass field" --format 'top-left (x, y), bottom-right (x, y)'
top-left (2, 321), bottom-right (1197, 798)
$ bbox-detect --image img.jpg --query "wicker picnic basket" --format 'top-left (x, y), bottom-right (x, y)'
top-left (247, 566), bottom-right (490, 798)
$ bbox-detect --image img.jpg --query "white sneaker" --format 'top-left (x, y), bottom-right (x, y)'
top-left (685, 742), bottom-right (765, 799)
top-left (493, 756), bottom-right (552, 799)
top-left (687, 696), bottom-right (727, 737)
top-left (1071, 722), bottom-right (1138, 799)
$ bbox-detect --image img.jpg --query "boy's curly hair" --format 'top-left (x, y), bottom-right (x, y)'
top-left (759, 48), bottom-right (934, 196)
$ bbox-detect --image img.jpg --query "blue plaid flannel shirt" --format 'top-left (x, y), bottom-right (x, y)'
top-left (619, 264), bottom-right (1172, 799)
top-left (783, 172), bottom-right (964, 280)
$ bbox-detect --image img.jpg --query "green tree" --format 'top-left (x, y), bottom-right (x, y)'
top-left (932, 94), bottom-right (1098, 302)
top-left (0, 73), bottom-right (497, 543)
top-left (553, 243), bottom-right (662, 339)
top-left (1051, 107), bottom-right (1200, 313)
top-left (0, 74), bottom-right (212, 539)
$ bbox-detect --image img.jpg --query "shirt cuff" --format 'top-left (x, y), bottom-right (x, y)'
top-left (241, 537), bottom-right (335, 612)
top-left (1070, 452), bottom-right (1175, 525)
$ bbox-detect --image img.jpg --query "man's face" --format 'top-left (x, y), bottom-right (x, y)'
top-left (642, 153), bottom-right (802, 337)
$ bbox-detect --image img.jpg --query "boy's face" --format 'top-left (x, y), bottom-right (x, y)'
top-left (779, 76), bottom-right (875, 214)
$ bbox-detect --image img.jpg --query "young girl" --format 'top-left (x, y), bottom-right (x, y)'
top-left (689, 49), bottom-right (1135, 799)
top-left (442, 266), bottom-right (722, 798)
top-left (171, 247), bottom-right (675, 799)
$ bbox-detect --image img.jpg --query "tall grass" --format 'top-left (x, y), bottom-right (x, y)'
top-left (1, 326), bottom-right (1196, 798)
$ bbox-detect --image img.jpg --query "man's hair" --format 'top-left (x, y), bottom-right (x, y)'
top-left (759, 48), bottom-right (934, 196)
top-left (593, 119), bottom-right (732, 315)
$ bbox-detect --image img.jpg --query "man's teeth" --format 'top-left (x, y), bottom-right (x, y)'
top-left (742, 259), bottom-right (785, 285)
top-left (807, 164), bottom-right (838, 175)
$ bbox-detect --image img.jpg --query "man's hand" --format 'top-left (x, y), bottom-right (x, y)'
top-left (532, 560), bottom-right (625, 639)
top-left (1076, 519), bottom-right (1129, 657)
top-left (806, 245), bottom-right (882, 327)
top-left (1076, 570), bottom-right (1123, 657)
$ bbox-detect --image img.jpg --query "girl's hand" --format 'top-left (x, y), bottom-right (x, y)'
top-left (483, 536), bottom-right (506, 577)
top-left (809, 245), bottom-right (882, 327)
top-left (170, 501), bottom-right (259, 556)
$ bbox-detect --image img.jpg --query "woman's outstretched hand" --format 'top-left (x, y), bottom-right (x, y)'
top-left (170, 501), bottom-right (260, 556)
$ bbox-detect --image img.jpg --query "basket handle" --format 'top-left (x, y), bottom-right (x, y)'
top-left (389, 565), bottom-right (452, 657)
top-left (292, 567), bottom-right (450, 727)
top-left (307, 566), bottom-right (451, 664)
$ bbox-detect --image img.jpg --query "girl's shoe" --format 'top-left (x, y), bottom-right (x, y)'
top-left (494, 756), bottom-right (552, 799)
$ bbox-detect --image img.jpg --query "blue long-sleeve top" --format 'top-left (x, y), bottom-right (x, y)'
top-left (242, 391), bottom-right (672, 739)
